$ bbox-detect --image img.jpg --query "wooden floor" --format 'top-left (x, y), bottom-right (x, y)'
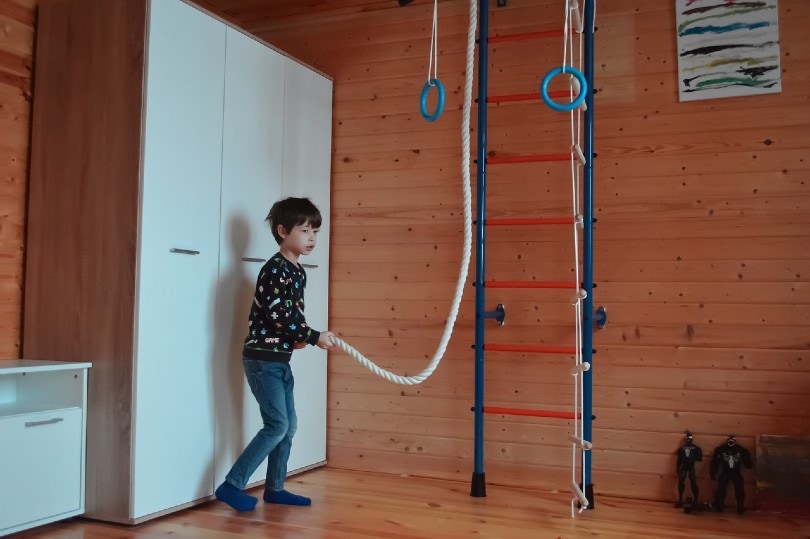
top-left (14, 468), bottom-right (810, 538)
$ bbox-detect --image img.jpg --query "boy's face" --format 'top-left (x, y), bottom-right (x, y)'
top-left (278, 221), bottom-right (319, 256)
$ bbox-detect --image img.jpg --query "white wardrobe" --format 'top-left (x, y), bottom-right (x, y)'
top-left (213, 16), bottom-right (332, 489)
top-left (24, 0), bottom-right (331, 524)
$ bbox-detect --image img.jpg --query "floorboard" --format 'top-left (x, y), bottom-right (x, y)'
top-left (12, 468), bottom-right (810, 538)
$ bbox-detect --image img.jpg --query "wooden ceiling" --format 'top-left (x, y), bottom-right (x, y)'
top-left (192, 0), bottom-right (441, 32)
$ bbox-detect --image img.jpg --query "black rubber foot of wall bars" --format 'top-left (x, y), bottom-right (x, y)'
top-left (595, 306), bottom-right (607, 329)
top-left (577, 483), bottom-right (596, 509)
top-left (483, 304), bottom-right (505, 325)
top-left (471, 472), bottom-right (487, 497)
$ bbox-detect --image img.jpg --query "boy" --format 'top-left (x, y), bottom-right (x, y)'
top-left (216, 197), bottom-right (334, 512)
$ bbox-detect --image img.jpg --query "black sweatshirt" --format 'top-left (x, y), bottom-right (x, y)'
top-left (242, 252), bottom-right (321, 362)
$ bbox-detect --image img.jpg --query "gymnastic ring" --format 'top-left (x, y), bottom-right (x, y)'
top-left (420, 78), bottom-right (445, 122)
top-left (540, 66), bottom-right (587, 112)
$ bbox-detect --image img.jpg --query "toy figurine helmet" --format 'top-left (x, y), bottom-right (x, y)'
top-left (685, 431), bottom-right (694, 442)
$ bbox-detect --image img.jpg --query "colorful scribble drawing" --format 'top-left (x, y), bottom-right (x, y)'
top-left (676, 0), bottom-right (781, 102)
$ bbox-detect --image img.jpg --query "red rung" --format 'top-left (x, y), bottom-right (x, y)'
top-left (483, 406), bottom-right (580, 420)
top-left (486, 217), bottom-right (575, 226)
top-left (487, 153), bottom-right (570, 164)
top-left (484, 344), bottom-right (577, 355)
top-left (487, 93), bottom-right (536, 104)
top-left (488, 29), bottom-right (567, 44)
top-left (487, 90), bottom-right (571, 104)
top-left (485, 280), bottom-right (576, 289)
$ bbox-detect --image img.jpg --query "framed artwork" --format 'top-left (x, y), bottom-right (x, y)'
top-left (675, 0), bottom-right (782, 102)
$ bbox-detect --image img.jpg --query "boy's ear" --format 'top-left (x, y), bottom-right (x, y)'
top-left (276, 224), bottom-right (288, 239)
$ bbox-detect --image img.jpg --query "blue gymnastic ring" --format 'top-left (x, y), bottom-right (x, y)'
top-left (540, 66), bottom-right (587, 112)
top-left (420, 78), bottom-right (445, 122)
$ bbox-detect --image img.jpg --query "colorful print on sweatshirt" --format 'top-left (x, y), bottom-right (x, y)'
top-left (242, 252), bottom-right (320, 361)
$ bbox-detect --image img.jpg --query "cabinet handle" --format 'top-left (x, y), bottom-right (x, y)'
top-left (241, 257), bottom-right (265, 263)
top-left (25, 417), bottom-right (64, 428)
top-left (170, 248), bottom-right (200, 255)
top-left (301, 263), bottom-right (319, 269)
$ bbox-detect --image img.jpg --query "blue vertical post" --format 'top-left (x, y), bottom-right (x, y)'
top-left (470, 0), bottom-right (489, 498)
top-left (581, 0), bottom-right (596, 509)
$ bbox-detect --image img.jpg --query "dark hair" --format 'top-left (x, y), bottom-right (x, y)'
top-left (266, 197), bottom-right (322, 245)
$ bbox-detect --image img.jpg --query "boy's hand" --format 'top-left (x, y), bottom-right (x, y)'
top-left (316, 331), bottom-right (335, 350)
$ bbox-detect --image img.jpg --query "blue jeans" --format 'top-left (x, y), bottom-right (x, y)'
top-left (225, 359), bottom-right (296, 491)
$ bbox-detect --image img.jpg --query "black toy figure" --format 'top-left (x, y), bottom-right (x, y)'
top-left (675, 431), bottom-right (703, 508)
top-left (710, 435), bottom-right (753, 514)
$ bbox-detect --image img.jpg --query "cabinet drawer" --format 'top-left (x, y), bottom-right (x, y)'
top-left (0, 407), bottom-right (83, 532)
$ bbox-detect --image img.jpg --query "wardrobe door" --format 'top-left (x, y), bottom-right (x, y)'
top-left (214, 27), bottom-right (285, 488)
top-left (282, 59), bottom-right (332, 473)
top-left (281, 59), bottom-right (333, 269)
top-left (287, 263), bottom-right (328, 473)
top-left (133, 0), bottom-right (225, 519)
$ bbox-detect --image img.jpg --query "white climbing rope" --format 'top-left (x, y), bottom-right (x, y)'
top-left (328, 0), bottom-right (478, 385)
top-left (427, 0), bottom-right (439, 85)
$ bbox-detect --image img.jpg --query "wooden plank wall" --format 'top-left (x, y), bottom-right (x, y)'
top-left (2, 0), bottom-right (807, 505)
top-left (239, 0), bottom-right (810, 503)
top-left (0, 0), bottom-right (32, 358)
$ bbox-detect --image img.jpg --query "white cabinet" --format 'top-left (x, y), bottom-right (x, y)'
top-left (25, 0), bottom-right (332, 525)
top-left (0, 361), bottom-right (91, 537)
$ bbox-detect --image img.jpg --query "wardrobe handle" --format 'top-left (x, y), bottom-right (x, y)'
top-left (170, 248), bottom-right (200, 255)
top-left (241, 257), bottom-right (265, 263)
top-left (301, 263), bottom-right (319, 269)
top-left (25, 417), bottom-right (64, 428)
